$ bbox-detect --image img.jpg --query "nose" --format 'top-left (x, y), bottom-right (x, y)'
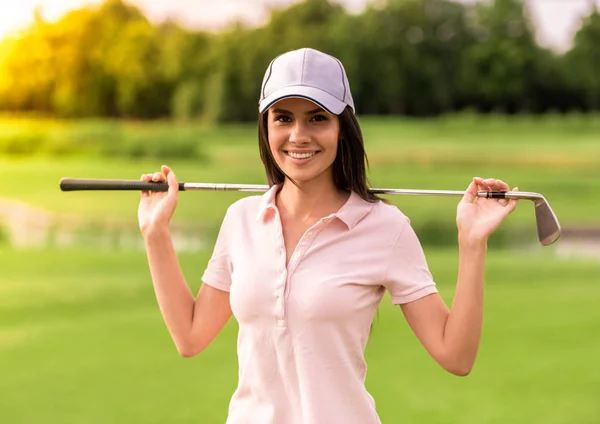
top-left (289, 121), bottom-right (310, 145)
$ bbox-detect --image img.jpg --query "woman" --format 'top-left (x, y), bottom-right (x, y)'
top-left (138, 48), bottom-right (519, 424)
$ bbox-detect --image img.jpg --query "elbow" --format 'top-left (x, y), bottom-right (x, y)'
top-left (176, 341), bottom-right (203, 358)
top-left (440, 354), bottom-right (475, 377)
top-left (446, 363), bottom-right (473, 377)
top-left (178, 348), bottom-right (198, 358)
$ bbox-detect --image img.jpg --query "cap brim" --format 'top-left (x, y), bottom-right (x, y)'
top-left (259, 86), bottom-right (347, 115)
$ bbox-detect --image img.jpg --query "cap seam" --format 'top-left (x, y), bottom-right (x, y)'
top-left (301, 49), bottom-right (308, 84)
top-left (261, 56), bottom-right (279, 100)
top-left (333, 57), bottom-right (347, 101)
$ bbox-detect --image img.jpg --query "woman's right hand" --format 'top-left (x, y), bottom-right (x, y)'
top-left (138, 164), bottom-right (179, 236)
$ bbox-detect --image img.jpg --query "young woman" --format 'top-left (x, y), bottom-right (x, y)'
top-left (138, 48), bottom-right (519, 424)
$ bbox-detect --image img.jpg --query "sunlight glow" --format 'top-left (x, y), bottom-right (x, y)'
top-left (0, 0), bottom-right (598, 52)
top-left (0, 0), bottom-right (102, 39)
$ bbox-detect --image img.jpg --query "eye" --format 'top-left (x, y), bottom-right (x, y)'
top-left (274, 115), bottom-right (291, 123)
top-left (311, 114), bottom-right (328, 122)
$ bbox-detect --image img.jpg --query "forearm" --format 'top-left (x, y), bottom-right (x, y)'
top-left (143, 227), bottom-right (195, 351)
top-left (443, 236), bottom-right (488, 374)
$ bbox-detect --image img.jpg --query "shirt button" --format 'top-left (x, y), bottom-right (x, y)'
top-left (306, 231), bottom-right (314, 239)
top-left (277, 320), bottom-right (285, 327)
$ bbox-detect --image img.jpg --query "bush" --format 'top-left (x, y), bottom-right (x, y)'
top-left (0, 221), bottom-right (9, 246)
top-left (0, 119), bottom-right (209, 161)
top-left (413, 219), bottom-right (458, 248)
top-left (413, 218), bottom-right (536, 249)
top-left (112, 125), bottom-right (207, 161)
top-left (171, 80), bottom-right (205, 121)
top-left (0, 131), bottom-right (46, 155)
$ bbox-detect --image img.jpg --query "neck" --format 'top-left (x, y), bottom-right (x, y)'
top-left (276, 176), bottom-right (349, 222)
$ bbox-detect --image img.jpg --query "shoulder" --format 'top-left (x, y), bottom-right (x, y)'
top-left (225, 195), bottom-right (264, 219)
top-left (370, 199), bottom-right (411, 230)
top-left (366, 202), bottom-right (427, 263)
top-left (215, 196), bottom-right (263, 236)
top-left (352, 199), bottom-right (413, 248)
top-left (227, 195), bottom-right (263, 213)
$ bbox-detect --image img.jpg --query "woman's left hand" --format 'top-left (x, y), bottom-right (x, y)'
top-left (456, 177), bottom-right (519, 245)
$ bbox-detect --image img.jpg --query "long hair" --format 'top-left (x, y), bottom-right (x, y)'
top-left (257, 105), bottom-right (383, 203)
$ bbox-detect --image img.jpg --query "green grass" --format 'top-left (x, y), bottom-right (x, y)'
top-left (1, 115), bottom-right (599, 422)
top-left (0, 246), bottom-right (599, 423)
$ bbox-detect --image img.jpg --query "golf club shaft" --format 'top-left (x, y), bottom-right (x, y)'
top-left (59, 178), bottom-right (540, 200)
top-left (59, 177), bottom-right (562, 246)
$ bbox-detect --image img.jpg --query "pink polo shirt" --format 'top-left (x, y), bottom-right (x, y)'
top-left (202, 184), bottom-right (438, 424)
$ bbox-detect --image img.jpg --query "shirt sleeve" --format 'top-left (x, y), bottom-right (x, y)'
top-left (201, 205), bottom-right (234, 292)
top-left (383, 216), bottom-right (438, 304)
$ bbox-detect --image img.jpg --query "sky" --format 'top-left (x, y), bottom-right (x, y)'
top-left (0, 0), bottom-right (598, 52)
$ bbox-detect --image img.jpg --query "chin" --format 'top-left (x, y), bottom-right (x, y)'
top-left (282, 168), bottom-right (333, 186)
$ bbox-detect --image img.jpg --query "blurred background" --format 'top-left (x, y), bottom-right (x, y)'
top-left (0, 0), bottom-right (599, 423)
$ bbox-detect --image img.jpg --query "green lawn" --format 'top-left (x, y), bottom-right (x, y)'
top-left (1, 246), bottom-right (599, 423)
top-left (1, 115), bottom-right (599, 422)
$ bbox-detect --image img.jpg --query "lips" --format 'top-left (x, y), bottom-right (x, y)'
top-left (281, 149), bottom-right (321, 165)
top-left (285, 151), bottom-right (318, 159)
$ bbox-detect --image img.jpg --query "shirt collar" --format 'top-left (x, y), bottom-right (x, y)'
top-left (334, 190), bottom-right (374, 230)
top-left (256, 184), bottom-right (374, 229)
top-left (256, 184), bottom-right (281, 223)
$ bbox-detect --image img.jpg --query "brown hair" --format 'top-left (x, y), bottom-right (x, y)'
top-left (257, 106), bottom-right (383, 203)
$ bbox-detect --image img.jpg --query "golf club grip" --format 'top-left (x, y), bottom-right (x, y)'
top-left (60, 178), bottom-right (183, 192)
top-left (484, 192), bottom-right (508, 199)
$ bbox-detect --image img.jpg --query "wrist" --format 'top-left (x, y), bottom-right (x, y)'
top-left (142, 224), bottom-right (170, 241)
top-left (458, 233), bottom-right (488, 251)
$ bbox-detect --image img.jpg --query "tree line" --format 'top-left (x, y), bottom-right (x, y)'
top-left (0, 0), bottom-right (598, 122)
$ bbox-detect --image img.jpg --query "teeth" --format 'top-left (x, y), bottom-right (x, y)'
top-left (287, 151), bottom-right (316, 159)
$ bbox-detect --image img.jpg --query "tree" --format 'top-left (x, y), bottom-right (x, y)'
top-left (457, 0), bottom-right (543, 113)
top-left (563, 4), bottom-right (600, 111)
top-left (0, 0), bottom-right (594, 119)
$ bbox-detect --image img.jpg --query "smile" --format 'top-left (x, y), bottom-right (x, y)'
top-left (284, 151), bottom-right (319, 159)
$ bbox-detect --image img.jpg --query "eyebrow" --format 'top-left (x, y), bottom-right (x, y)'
top-left (272, 107), bottom-right (326, 115)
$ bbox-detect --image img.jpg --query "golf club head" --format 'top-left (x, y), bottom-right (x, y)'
top-left (533, 197), bottom-right (561, 246)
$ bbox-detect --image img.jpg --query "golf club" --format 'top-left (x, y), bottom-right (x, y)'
top-left (59, 177), bottom-right (562, 246)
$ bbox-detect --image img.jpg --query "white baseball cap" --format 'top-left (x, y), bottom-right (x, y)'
top-left (258, 48), bottom-right (355, 115)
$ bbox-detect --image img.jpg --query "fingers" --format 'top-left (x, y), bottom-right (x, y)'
top-left (506, 186), bottom-right (519, 213)
top-left (495, 179), bottom-right (510, 191)
top-left (461, 179), bottom-right (479, 204)
top-left (495, 180), bottom-right (508, 206)
top-left (162, 164), bottom-right (179, 195)
top-left (140, 173), bottom-right (151, 198)
top-left (472, 176), bottom-right (517, 208)
top-left (140, 167), bottom-right (171, 198)
top-left (473, 177), bottom-right (507, 191)
top-left (466, 176), bottom-right (490, 204)
top-left (462, 176), bottom-right (502, 204)
top-left (141, 172), bottom-right (165, 182)
top-left (472, 176), bottom-right (490, 198)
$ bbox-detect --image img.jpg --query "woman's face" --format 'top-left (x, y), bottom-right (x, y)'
top-left (267, 97), bottom-right (340, 186)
